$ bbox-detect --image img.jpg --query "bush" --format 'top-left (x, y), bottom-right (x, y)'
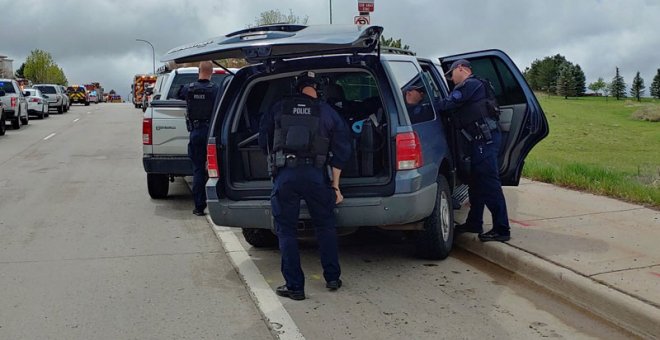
top-left (631, 106), bottom-right (660, 122)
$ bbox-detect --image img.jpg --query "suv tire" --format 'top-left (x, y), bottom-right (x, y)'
top-left (0, 114), bottom-right (6, 135)
top-left (11, 117), bottom-right (20, 129)
top-left (147, 173), bottom-right (169, 199)
top-left (20, 115), bottom-right (28, 125)
top-left (415, 175), bottom-right (454, 260)
top-left (57, 105), bottom-right (63, 113)
top-left (242, 228), bottom-right (278, 248)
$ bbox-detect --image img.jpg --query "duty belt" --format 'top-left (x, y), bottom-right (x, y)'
top-left (284, 155), bottom-right (316, 168)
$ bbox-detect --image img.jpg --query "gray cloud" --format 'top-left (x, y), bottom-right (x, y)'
top-left (1, 0), bottom-right (659, 99)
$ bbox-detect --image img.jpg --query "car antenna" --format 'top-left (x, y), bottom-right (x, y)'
top-left (212, 60), bottom-right (235, 75)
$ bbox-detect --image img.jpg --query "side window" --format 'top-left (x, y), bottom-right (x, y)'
top-left (469, 57), bottom-right (525, 106)
top-left (167, 73), bottom-right (197, 99)
top-left (387, 61), bottom-right (435, 124)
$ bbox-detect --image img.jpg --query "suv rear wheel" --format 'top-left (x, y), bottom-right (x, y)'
top-left (242, 228), bottom-right (278, 248)
top-left (415, 174), bottom-right (454, 260)
top-left (147, 173), bottom-right (169, 199)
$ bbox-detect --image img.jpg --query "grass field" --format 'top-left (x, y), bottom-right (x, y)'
top-left (522, 94), bottom-right (660, 208)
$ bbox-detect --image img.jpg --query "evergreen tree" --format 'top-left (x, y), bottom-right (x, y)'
top-left (573, 64), bottom-right (586, 96)
top-left (630, 71), bottom-right (645, 102)
top-left (610, 67), bottom-right (626, 100)
top-left (524, 54), bottom-right (568, 92)
top-left (14, 63), bottom-right (25, 78)
top-left (588, 77), bottom-right (607, 96)
top-left (650, 69), bottom-right (660, 99)
top-left (556, 63), bottom-right (576, 99)
top-left (380, 36), bottom-right (410, 50)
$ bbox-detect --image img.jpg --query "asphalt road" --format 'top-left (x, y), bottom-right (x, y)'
top-left (0, 103), bottom-right (635, 339)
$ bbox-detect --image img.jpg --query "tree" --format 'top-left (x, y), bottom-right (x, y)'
top-left (379, 36), bottom-right (410, 50)
top-left (630, 71), bottom-right (645, 102)
top-left (610, 67), bottom-right (626, 100)
top-left (249, 9), bottom-right (308, 28)
top-left (588, 77), bottom-right (606, 96)
top-left (650, 69), bottom-right (660, 99)
top-left (573, 64), bottom-right (586, 96)
top-left (523, 54), bottom-right (568, 93)
top-left (23, 49), bottom-right (68, 85)
top-left (556, 63), bottom-right (577, 99)
top-left (602, 81), bottom-right (611, 101)
top-left (15, 63), bottom-right (25, 78)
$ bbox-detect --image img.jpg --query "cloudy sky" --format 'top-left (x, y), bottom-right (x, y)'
top-left (1, 0), bottom-right (659, 99)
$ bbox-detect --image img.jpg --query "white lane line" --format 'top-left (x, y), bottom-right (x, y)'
top-left (207, 217), bottom-right (305, 340)
top-left (73, 118), bottom-right (80, 123)
top-left (43, 133), bottom-right (56, 140)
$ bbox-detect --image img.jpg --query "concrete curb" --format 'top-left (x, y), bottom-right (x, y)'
top-left (455, 234), bottom-right (660, 339)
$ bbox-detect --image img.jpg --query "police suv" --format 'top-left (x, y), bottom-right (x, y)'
top-left (161, 25), bottom-right (549, 259)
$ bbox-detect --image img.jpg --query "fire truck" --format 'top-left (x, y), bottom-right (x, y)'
top-left (132, 74), bottom-right (156, 109)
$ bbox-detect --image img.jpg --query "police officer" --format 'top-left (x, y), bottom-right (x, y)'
top-left (179, 61), bottom-right (220, 216)
top-left (259, 71), bottom-right (352, 300)
top-left (435, 59), bottom-right (511, 242)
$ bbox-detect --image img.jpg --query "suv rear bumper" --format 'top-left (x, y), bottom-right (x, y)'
top-left (143, 155), bottom-right (192, 176)
top-left (206, 182), bottom-right (437, 229)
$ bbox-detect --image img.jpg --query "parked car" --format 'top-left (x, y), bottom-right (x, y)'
top-left (58, 85), bottom-right (70, 111)
top-left (0, 78), bottom-right (29, 129)
top-left (0, 97), bottom-right (5, 136)
top-left (141, 67), bottom-right (235, 199)
top-left (162, 24), bottom-right (549, 259)
top-left (23, 88), bottom-right (49, 119)
top-left (34, 84), bottom-right (67, 113)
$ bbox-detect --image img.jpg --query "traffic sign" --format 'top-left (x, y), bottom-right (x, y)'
top-left (354, 15), bottom-right (370, 26)
top-left (358, 0), bottom-right (374, 12)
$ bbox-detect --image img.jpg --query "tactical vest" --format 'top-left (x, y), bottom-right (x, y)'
top-left (272, 96), bottom-right (330, 160)
top-left (186, 81), bottom-right (217, 121)
top-left (453, 77), bottom-right (500, 129)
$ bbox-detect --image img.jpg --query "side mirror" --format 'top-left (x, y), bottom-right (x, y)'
top-left (0, 90), bottom-right (5, 97)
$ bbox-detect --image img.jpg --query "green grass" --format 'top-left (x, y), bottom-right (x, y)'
top-left (522, 94), bottom-right (660, 208)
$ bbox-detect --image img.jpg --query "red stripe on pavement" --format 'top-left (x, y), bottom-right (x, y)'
top-left (650, 272), bottom-right (660, 278)
top-left (511, 219), bottom-right (533, 227)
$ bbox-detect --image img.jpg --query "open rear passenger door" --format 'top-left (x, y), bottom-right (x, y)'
top-left (440, 49), bottom-right (549, 186)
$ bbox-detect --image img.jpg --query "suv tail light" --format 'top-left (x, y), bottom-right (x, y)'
top-left (11, 97), bottom-right (16, 108)
top-left (207, 144), bottom-right (219, 178)
top-left (142, 118), bottom-right (152, 145)
top-left (396, 132), bottom-right (423, 170)
top-left (30, 98), bottom-right (39, 102)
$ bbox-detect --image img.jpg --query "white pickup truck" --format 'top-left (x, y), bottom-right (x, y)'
top-left (142, 67), bottom-right (234, 198)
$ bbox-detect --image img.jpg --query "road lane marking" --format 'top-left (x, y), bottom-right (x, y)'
top-left (43, 133), bottom-right (56, 140)
top-left (73, 118), bottom-right (80, 123)
top-left (208, 218), bottom-right (305, 340)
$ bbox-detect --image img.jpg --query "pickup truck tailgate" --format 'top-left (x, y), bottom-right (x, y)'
top-left (150, 100), bottom-right (189, 155)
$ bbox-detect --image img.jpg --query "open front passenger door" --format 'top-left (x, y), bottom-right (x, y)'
top-left (440, 49), bottom-right (549, 186)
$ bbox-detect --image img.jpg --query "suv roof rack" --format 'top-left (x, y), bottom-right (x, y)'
top-left (380, 46), bottom-right (416, 56)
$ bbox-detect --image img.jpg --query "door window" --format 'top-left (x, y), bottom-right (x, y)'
top-left (468, 58), bottom-right (525, 106)
top-left (386, 60), bottom-right (435, 124)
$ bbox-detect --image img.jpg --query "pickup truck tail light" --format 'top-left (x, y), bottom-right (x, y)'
top-left (142, 118), bottom-right (152, 145)
top-left (30, 98), bottom-right (39, 102)
top-left (11, 97), bottom-right (16, 108)
top-left (207, 144), bottom-right (219, 178)
top-left (396, 132), bottom-right (423, 170)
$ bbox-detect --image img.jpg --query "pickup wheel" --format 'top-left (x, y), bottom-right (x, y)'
top-left (21, 116), bottom-right (28, 125)
top-left (242, 228), bottom-right (278, 248)
top-left (57, 105), bottom-right (63, 113)
top-left (147, 174), bottom-right (169, 199)
top-left (11, 117), bottom-right (20, 129)
top-left (415, 175), bottom-right (454, 260)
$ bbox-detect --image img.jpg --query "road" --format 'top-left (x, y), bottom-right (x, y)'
top-left (0, 104), bottom-right (635, 339)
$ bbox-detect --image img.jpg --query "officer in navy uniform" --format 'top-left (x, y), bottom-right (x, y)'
top-left (259, 71), bottom-right (352, 300)
top-left (179, 61), bottom-right (220, 216)
top-left (435, 59), bottom-right (511, 242)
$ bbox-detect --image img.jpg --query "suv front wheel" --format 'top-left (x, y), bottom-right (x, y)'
top-left (147, 173), bottom-right (169, 199)
top-left (415, 175), bottom-right (454, 260)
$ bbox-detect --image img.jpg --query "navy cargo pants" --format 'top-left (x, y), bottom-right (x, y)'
top-left (271, 165), bottom-right (340, 291)
top-left (188, 121), bottom-right (209, 211)
top-left (465, 129), bottom-right (511, 235)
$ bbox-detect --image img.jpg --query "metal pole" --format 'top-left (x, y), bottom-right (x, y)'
top-left (136, 39), bottom-right (155, 74)
top-left (329, 0), bottom-right (333, 24)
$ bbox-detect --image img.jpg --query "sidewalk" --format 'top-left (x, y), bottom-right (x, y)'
top-left (454, 179), bottom-right (660, 339)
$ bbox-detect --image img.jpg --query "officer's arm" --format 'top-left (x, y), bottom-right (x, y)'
top-left (434, 80), bottom-right (483, 113)
top-left (177, 85), bottom-right (188, 100)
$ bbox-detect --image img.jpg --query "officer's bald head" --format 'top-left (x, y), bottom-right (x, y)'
top-left (199, 61), bottom-right (213, 80)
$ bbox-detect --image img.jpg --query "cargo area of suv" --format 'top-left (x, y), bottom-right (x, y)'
top-left (226, 69), bottom-right (392, 196)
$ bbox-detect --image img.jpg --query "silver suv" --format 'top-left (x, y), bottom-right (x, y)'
top-left (34, 84), bottom-right (67, 113)
top-left (0, 79), bottom-right (29, 129)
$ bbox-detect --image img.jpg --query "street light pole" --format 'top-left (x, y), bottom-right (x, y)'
top-left (329, 0), bottom-right (333, 24)
top-left (136, 39), bottom-right (155, 74)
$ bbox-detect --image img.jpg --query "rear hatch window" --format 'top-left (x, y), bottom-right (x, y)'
top-left (36, 86), bottom-right (56, 94)
top-left (166, 73), bottom-right (231, 99)
top-left (1, 82), bottom-right (16, 93)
